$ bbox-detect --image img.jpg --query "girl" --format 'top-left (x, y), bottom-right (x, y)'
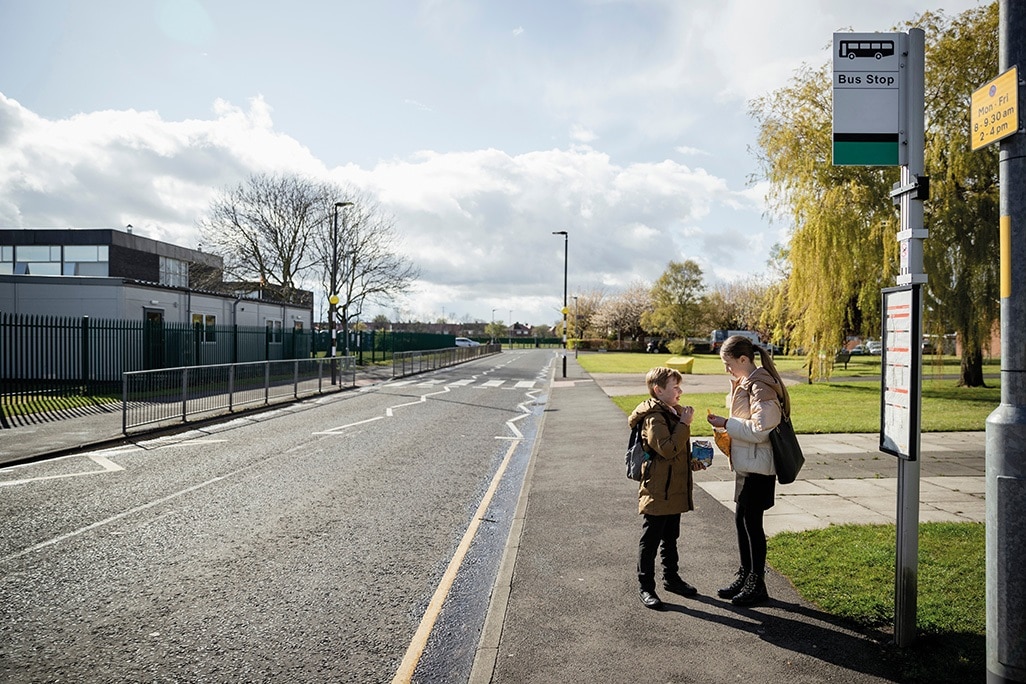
top-left (706, 335), bottom-right (789, 606)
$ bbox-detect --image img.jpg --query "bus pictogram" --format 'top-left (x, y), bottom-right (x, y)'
top-left (838, 39), bottom-right (895, 60)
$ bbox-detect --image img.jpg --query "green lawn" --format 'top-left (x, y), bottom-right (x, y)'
top-left (769, 523), bottom-right (985, 683)
top-left (590, 352), bottom-right (1000, 435)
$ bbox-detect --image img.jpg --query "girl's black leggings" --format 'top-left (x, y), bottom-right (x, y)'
top-left (735, 501), bottom-right (766, 573)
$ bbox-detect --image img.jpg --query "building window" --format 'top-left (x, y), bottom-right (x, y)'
top-left (63, 245), bottom-right (109, 276)
top-left (267, 319), bottom-right (282, 344)
top-left (1, 245), bottom-right (110, 277)
top-left (160, 256), bottom-right (189, 287)
top-left (192, 313), bottom-right (216, 342)
top-left (14, 245), bottom-right (61, 275)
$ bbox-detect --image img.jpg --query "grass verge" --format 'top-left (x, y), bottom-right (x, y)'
top-left (608, 378), bottom-right (999, 435)
top-left (768, 522), bottom-right (985, 682)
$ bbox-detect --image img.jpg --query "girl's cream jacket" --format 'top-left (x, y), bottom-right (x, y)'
top-left (723, 367), bottom-right (782, 477)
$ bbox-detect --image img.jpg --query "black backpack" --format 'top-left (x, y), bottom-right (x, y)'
top-left (625, 412), bottom-right (674, 481)
top-left (625, 422), bottom-right (649, 481)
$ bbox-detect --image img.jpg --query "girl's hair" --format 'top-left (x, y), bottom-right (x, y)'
top-left (720, 335), bottom-right (791, 415)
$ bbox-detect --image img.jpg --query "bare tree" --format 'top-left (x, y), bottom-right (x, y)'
top-left (571, 289), bottom-right (605, 338)
top-left (312, 194), bottom-right (419, 352)
top-left (704, 277), bottom-right (771, 333)
top-left (593, 281), bottom-right (652, 345)
top-left (198, 172), bottom-right (329, 299)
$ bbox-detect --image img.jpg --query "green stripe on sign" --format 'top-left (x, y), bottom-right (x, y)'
top-left (833, 141), bottom-right (900, 166)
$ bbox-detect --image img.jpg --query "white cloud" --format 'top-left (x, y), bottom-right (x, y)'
top-left (0, 94), bottom-right (768, 323)
top-left (675, 145), bottom-right (710, 157)
top-left (570, 124), bottom-right (597, 144)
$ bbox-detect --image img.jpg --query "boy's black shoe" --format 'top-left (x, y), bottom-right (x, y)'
top-left (663, 575), bottom-right (698, 597)
top-left (639, 589), bottom-right (663, 610)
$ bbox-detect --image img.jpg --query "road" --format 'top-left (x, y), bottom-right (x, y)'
top-left (0, 349), bottom-right (556, 683)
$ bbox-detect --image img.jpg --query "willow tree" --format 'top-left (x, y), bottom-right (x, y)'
top-left (750, 62), bottom-right (899, 365)
top-left (752, 3), bottom-right (999, 387)
top-left (914, 4), bottom-right (999, 386)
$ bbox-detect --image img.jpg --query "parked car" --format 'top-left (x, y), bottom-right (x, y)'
top-left (866, 340), bottom-right (882, 355)
top-left (850, 344), bottom-right (867, 355)
top-left (455, 337), bottom-right (481, 347)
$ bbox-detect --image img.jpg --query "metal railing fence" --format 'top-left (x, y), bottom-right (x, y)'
top-left (391, 344), bottom-right (501, 378)
top-left (122, 357), bottom-right (356, 432)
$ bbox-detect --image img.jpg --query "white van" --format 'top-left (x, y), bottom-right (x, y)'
top-left (710, 329), bottom-right (762, 353)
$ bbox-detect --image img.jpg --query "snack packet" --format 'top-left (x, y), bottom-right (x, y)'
top-left (708, 409), bottom-right (733, 460)
top-left (691, 440), bottom-right (714, 467)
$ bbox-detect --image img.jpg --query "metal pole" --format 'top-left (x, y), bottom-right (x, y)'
top-left (329, 203), bottom-right (339, 384)
top-left (986, 2), bottom-right (1026, 681)
top-left (894, 28), bottom-right (925, 649)
top-left (552, 231), bottom-right (568, 378)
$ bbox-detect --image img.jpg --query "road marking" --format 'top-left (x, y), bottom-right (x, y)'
top-left (514, 381), bottom-right (535, 389)
top-left (0, 453), bottom-right (125, 488)
top-left (386, 387), bottom-right (450, 416)
top-left (481, 380), bottom-right (504, 388)
top-left (312, 415), bottom-right (385, 435)
top-left (1, 474), bottom-right (229, 563)
top-left (154, 439), bottom-right (228, 450)
top-left (448, 379), bottom-right (475, 386)
top-left (393, 387), bottom-right (541, 681)
top-left (391, 436), bottom-right (521, 684)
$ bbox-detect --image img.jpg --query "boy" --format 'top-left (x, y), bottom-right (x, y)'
top-left (628, 366), bottom-right (704, 610)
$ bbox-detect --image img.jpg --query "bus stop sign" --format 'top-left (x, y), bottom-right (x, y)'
top-left (833, 32), bottom-right (908, 166)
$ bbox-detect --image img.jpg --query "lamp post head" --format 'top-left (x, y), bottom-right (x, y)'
top-left (335, 201), bottom-right (353, 208)
top-left (552, 230), bottom-right (567, 236)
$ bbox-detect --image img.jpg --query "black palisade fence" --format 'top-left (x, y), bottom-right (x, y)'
top-left (0, 311), bottom-right (312, 426)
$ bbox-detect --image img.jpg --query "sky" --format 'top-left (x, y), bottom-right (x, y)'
top-left (0, 0), bottom-right (985, 327)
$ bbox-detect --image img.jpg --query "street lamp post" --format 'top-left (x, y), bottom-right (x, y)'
top-left (573, 295), bottom-right (579, 359)
top-left (491, 308), bottom-right (496, 343)
top-left (508, 308), bottom-right (512, 348)
top-left (329, 201), bottom-right (353, 383)
top-left (552, 231), bottom-right (568, 378)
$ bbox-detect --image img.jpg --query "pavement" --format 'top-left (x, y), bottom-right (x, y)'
top-left (0, 355), bottom-right (987, 682)
top-left (470, 356), bottom-right (986, 683)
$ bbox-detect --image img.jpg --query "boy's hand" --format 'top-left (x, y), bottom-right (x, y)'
top-left (678, 405), bottom-right (695, 425)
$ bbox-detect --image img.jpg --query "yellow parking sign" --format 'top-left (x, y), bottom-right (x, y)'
top-left (971, 66), bottom-right (1019, 151)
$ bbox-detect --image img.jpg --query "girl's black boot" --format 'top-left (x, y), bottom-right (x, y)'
top-left (730, 571), bottom-right (768, 606)
top-left (717, 566), bottom-right (749, 599)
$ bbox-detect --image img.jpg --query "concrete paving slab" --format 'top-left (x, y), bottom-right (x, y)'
top-left (928, 498), bottom-right (986, 518)
top-left (764, 515), bottom-right (830, 536)
top-left (821, 514), bottom-right (894, 528)
top-left (774, 480), bottom-right (833, 496)
top-left (846, 495), bottom-right (898, 516)
top-left (813, 479), bottom-right (894, 497)
top-left (928, 476), bottom-right (987, 494)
